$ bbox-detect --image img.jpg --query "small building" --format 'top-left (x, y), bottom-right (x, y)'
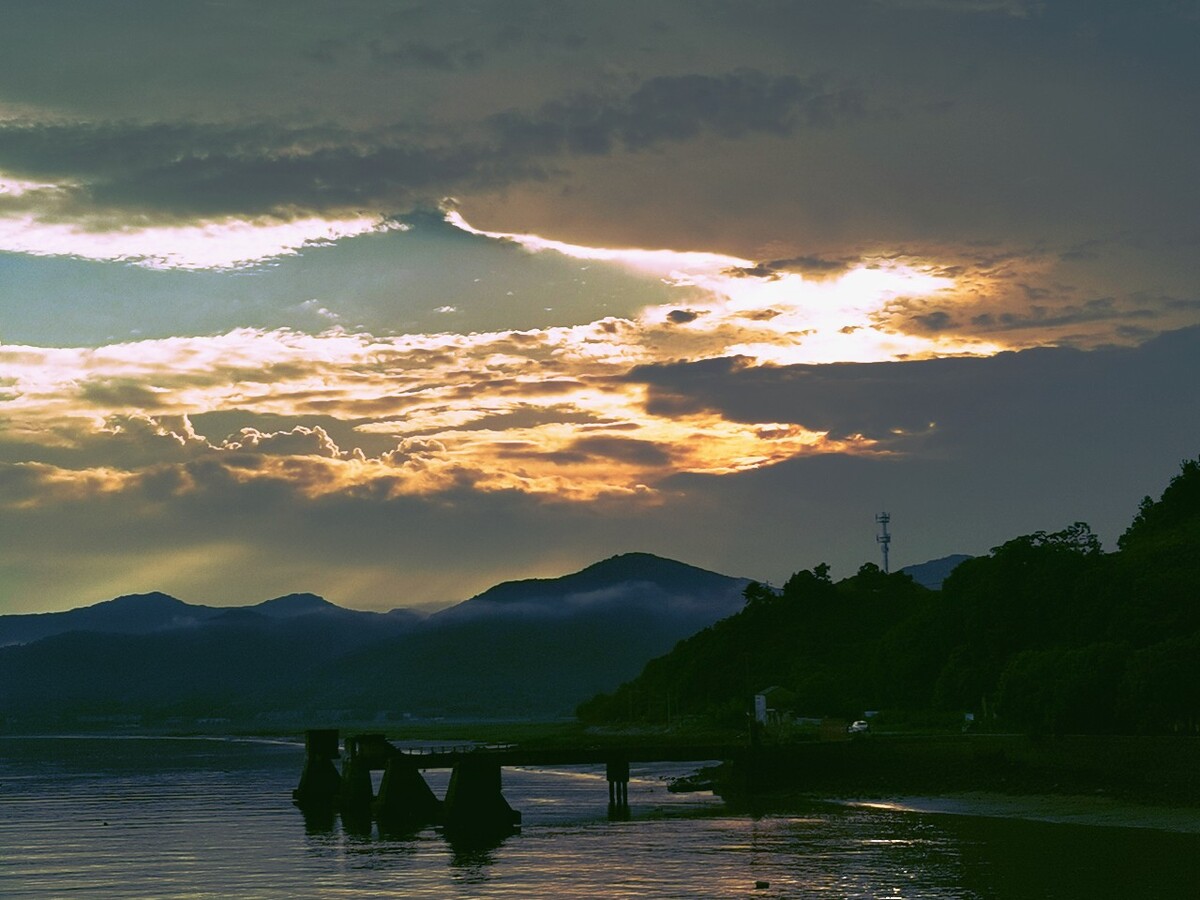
top-left (753, 686), bottom-right (797, 726)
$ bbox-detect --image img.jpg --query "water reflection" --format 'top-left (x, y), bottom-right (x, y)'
top-left (5, 737), bottom-right (1199, 899)
top-left (378, 819), bottom-right (424, 841)
top-left (446, 826), bottom-right (511, 856)
top-left (950, 813), bottom-right (1200, 898)
top-left (339, 810), bottom-right (374, 838)
top-left (300, 807), bottom-right (336, 835)
top-left (447, 838), bottom-right (501, 876)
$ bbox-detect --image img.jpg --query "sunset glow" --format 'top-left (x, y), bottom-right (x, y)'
top-left (0, 0), bottom-right (1194, 611)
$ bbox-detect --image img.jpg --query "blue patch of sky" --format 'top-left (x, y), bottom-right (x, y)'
top-left (0, 214), bottom-right (673, 347)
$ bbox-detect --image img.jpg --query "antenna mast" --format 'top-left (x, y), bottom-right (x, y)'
top-left (875, 511), bottom-right (891, 573)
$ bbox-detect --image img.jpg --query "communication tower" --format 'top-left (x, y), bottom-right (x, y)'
top-left (875, 511), bottom-right (891, 574)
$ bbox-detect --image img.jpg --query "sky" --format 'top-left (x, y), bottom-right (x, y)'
top-left (1, 0), bottom-right (1197, 614)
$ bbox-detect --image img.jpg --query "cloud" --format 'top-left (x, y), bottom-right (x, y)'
top-left (489, 70), bottom-right (864, 156)
top-left (0, 66), bottom-right (868, 267)
top-left (4, 325), bottom-right (1195, 613)
top-left (26, 214), bottom-right (1173, 527)
top-left (367, 38), bottom-right (485, 71)
top-left (628, 326), bottom-right (1200, 455)
top-left (220, 425), bottom-right (345, 459)
top-left (80, 380), bottom-right (170, 410)
top-left (726, 255), bottom-right (859, 280)
top-left (871, 0), bottom-right (1044, 15)
top-left (559, 436), bottom-right (673, 467)
top-left (0, 207), bottom-right (395, 270)
top-left (5, 267), bottom-right (908, 506)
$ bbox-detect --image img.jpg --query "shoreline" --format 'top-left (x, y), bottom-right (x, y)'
top-left (832, 792), bottom-right (1200, 834)
top-left (4, 731), bottom-right (1199, 834)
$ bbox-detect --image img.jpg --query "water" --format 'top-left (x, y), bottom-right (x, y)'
top-left (1, 736), bottom-right (1197, 898)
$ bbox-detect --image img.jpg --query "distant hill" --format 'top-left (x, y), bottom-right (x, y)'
top-left (0, 552), bottom-right (750, 725)
top-left (0, 592), bottom-right (223, 647)
top-left (250, 593), bottom-right (339, 618)
top-left (470, 551), bottom-right (742, 603)
top-left (323, 553), bottom-right (751, 717)
top-left (0, 590), bottom-right (420, 648)
top-left (900, 554), bottom-right (973, 590)
top-left (434, 552), bottom-right (748, 621)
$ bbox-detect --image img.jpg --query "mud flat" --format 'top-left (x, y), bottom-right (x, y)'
top-left (716, 734), bottom-right (1200, 812)
top-left (840, 793), bottom-right (1200, 833)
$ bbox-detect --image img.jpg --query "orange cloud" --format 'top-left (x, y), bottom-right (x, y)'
top-left (12, 219), bottom-right (1123, 511)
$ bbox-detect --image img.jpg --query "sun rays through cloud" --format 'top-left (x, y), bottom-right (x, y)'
top-left (0, 0), bottom-right (1195, 612)
top-left (0, 207), bottom-right (1031, 523)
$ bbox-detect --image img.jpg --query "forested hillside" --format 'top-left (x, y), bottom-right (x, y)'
top-left (579, 459), bottom-right (1200, 735)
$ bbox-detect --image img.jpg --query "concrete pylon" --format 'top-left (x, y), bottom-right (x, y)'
top-left (375, 756), bottom-right (444, 829)
top-left (443, 758), bottom-right (521, 837)
top-left (338, 734), bottom-right (384, 822)
top-left (293, 729), bottom-right (341, 810)
top-left (340, 756), bottom-right (374, 818)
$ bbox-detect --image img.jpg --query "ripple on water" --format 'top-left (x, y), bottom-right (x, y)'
top-left (1, 737), bottom-right (1197, 899)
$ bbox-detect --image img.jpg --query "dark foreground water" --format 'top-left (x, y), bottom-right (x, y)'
top-left (1, 736), bottom-right (1197, 898)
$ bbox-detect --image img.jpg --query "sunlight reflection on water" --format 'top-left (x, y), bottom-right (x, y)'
top-left (1, 736), bottom-right (1197, 899)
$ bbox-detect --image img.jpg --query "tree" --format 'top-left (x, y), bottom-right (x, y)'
top-left (1118, 456), bottom-right (1200, 550)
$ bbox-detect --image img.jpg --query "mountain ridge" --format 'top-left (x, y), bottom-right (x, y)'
top-left (0, 551), bottom-right (760, 722)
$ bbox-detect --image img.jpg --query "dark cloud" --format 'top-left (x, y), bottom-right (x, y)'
top-left (532, 435), bottom-right (671, 467)
top-left (488, 70), bottom-right (864, 157)
top-left (871, 0), bottom-right (1044, 15)
top-left (78, 379), bottom-right (168, 410)
top-left (568, 436), bottom-right (672, 467)
top-left (912, 310), bottom-right (955, 332)
top-left (0, 68), bottom-right (864, 223)
top-left (313, 5), bottom-right (590, 73)
top-left (367, 38), bottom-right (486, 71)
top-left (0, 120), bottom-right (349, 183)
top-left (726, 255), bottom-right (859, 280)
top-left (935, 296), bottom-right (1162, 337)
top-left (627, 325), bottom-right (1200, 446)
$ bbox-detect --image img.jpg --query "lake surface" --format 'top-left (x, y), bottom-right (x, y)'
top-left (1, 735), bottom-right (1197, 898)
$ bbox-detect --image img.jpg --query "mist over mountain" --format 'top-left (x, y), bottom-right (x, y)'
top-left (0, 590), bottom-right (420, 649)
top-left (0, 552), bottom-right (751, 724)
top-left (433, 552), bottom-right (748, 621)
top-left (0, 592), bottom-right (223, 648)
top-left (322, 553), bottom-right (751, 716)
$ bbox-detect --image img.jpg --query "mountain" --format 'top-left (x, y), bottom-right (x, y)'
top-left (250, 593), bottom-right (339, 618)
top-left (434, 552), bottom-right (748, 621)
top-left (322, 553), bottom-right (752, 717)
top-left (0, 553), bottom-right (751, 725)
top-left (0, 590), bottom-right (424, 648)
top-left (900, 554), bottom-right (973, 590)
top-left (0, 592), bottom-right (223, 647)
top-left (466, 552), bottom-right (743, 604)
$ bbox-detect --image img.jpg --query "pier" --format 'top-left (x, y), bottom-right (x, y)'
top-left (295, 731), bottom-right (1200, 839)
top-left (292, 729), bottom-right (735, 833)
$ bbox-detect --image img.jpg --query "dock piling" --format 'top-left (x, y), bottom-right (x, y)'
top-left (293, 729), bottom-right (342, 810)
top-left (606, 757), bottom-right (630, 819)
top-left (443, 758), bottom-right (522, 837)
